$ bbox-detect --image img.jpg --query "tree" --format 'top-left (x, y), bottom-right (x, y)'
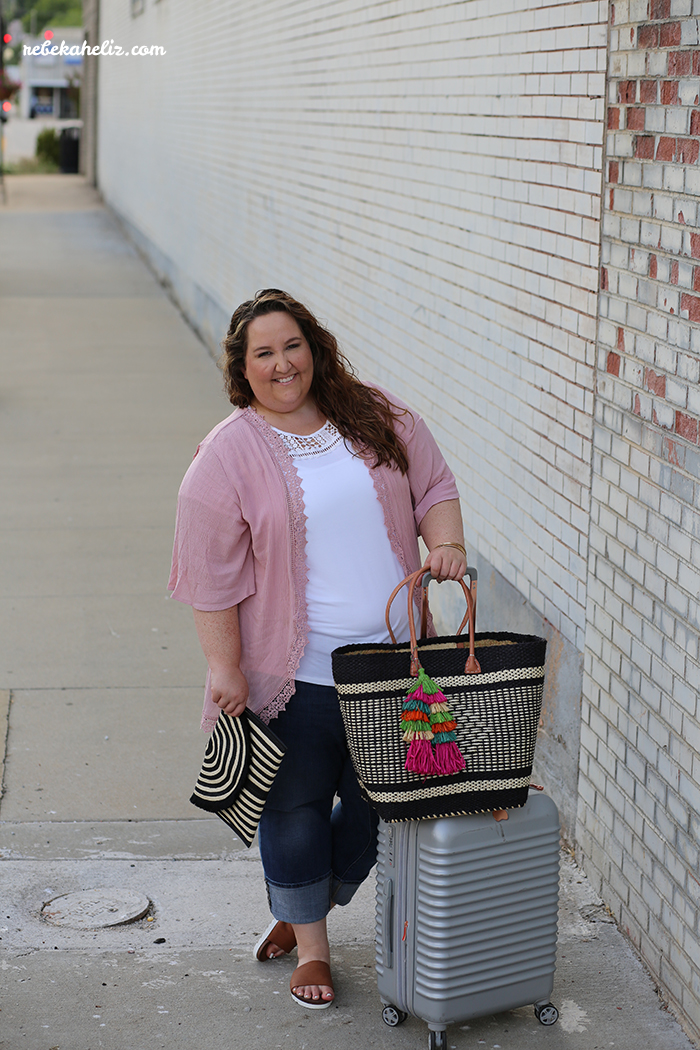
top-left (21, 0), bottom-right (82, 33)
top-left (2, 1), bottom-right (33, 19)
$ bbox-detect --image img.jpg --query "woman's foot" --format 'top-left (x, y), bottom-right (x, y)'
top-left (254, 919), bottom-right (297, 961)
top-left (290, 917), bottom-right (334, 1005)
top-left (290, 960), bottom-right (334, 1009)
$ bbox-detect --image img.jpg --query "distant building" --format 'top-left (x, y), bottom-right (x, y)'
top-left (19, 26), bottom-right (83, 120)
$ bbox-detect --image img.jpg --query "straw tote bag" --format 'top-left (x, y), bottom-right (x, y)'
top-left (332, 568), bottom-right (547, 821)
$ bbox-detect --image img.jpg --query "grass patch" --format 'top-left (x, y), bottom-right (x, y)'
top-left (3, 156), bottom-right (61, 174)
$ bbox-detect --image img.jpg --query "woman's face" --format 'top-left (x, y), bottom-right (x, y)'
top-left (243, 311), bottom-right (315, 419)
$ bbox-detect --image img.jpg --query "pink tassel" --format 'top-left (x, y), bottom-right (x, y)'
top-left (405, 738), bottom-right (439, 774)
top-left (408, 685), bottom-right (430, 704)
top-left (433, 741), bottom-right (466, 775)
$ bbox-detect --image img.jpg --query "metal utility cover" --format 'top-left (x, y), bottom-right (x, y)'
top-left (41, 890), bottom-right (150, 929)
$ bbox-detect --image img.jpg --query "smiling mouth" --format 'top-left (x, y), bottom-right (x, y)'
top-left (274, 374), bottom-right (298, 384)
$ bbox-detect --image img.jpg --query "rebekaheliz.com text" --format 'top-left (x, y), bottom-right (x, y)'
top-left (23, 39), bottom-right (166, 57)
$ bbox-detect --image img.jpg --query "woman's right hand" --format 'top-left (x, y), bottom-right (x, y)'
top-left (210, 664), bottom-right (249, 718)
top-left (192, 607), bottom-right (249, 718)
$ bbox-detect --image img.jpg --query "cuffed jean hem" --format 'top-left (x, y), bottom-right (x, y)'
top-left (266, 872), bottom-right (365, 925)
top-left (266, 874), bottom-right (331, 925)
top-left (330, 875), bottom-right (362, 907)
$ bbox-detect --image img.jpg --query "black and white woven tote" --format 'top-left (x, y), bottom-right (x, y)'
top-left (332, 568), bottom-right (547, 822)
top-left (190, 709), bottom-right (287, 848)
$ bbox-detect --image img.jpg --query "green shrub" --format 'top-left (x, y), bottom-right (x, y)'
top-left (36, 127), bottom-right (60, 166)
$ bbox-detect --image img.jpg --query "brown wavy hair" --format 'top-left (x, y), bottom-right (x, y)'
top-left (220, 289), bottom-right (410, 473)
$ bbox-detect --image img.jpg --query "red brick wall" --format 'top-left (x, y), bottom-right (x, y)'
top-left (582, 2), bottom-right (700, 1044)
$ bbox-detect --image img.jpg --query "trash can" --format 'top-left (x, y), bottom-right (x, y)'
top-left (59, 127), bottom-right (80, 173)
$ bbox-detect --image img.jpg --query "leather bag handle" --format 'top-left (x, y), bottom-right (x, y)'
top-left (385, 569), bottom-right (475, 642)
top-left (385, 569), bottom-right (481, 677)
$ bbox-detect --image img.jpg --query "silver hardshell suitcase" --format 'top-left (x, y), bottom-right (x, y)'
top-left (375, 790), bottom-right (560, 1049)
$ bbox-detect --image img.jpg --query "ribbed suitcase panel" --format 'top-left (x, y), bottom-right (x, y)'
top-left (375, 793), bottom-right (560, 1026)
top-left (413, 808), bottom-right (559, 1013)
top-left (374, 822), bottom-right (391, 979)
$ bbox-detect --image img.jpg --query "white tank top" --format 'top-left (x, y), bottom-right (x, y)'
top-left (273, 421), bottom-right (412, 685)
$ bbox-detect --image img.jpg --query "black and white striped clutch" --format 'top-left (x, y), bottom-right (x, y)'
top-left (190, 710), bottom-right (287, 848)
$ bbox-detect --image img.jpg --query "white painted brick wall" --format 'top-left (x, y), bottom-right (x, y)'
top-left (97, 0), bottom-right (607, 658)
top-left (580, 1), bottom-right (700, 1042)
top-left (95, 3), bottom-right (700, 1039)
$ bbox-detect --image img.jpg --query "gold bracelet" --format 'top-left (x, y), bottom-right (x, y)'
top-left (432, 542), bottom-right (467, 558)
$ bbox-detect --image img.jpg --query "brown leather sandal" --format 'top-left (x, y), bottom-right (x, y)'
top-left (290, 960), bottom-right (334, 1009)
top-left (254, 919), bottom-right (297, 962)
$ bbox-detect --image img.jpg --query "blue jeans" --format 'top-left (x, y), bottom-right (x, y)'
top-left (258, 680), bottom-right (379, 924)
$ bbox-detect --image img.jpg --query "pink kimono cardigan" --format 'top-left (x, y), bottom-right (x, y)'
top-left (168, 390), bottom-right (459, 728)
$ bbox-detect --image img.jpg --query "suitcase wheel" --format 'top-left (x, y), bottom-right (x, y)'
top-left (534, 1003), bottom-right (559, 1026)
top-left (381, 1004), bottom-right (408, 1027)
top-left (428, 1030), bottom-right (447, 1050)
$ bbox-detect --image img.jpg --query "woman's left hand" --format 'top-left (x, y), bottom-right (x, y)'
top-left (423, 545), bottom-right (467, 583)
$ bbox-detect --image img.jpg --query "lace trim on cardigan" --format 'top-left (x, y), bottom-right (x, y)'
top-left (245, 408), bottom-right (310, 723)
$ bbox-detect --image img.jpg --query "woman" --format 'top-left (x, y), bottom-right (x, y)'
top-left (169, 289), bottom-right (467, 1009)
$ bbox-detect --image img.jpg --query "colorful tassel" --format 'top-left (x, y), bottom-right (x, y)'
top-left (404, 737), bottom-right (438, 774)
top-left (401, 667), bottom-right (465, 776)
top-left (401, 674), bottom-right (434, 773)
top-left (433, 741), bottom-right (466, 775)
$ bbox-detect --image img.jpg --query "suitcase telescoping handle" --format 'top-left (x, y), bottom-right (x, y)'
top-left (418, 565), bottom-right (477, 638)
top-left (381, 878), bottom-right (394, 969)
top-left (384, 567), bottom-right (481, 678)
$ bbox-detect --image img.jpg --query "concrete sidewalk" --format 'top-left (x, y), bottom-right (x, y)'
top-left (0, 174), bottom-right (695, 1050)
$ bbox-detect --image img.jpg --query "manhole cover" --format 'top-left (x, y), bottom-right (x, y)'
top-left (41, 890), bottom-right (150, 929)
